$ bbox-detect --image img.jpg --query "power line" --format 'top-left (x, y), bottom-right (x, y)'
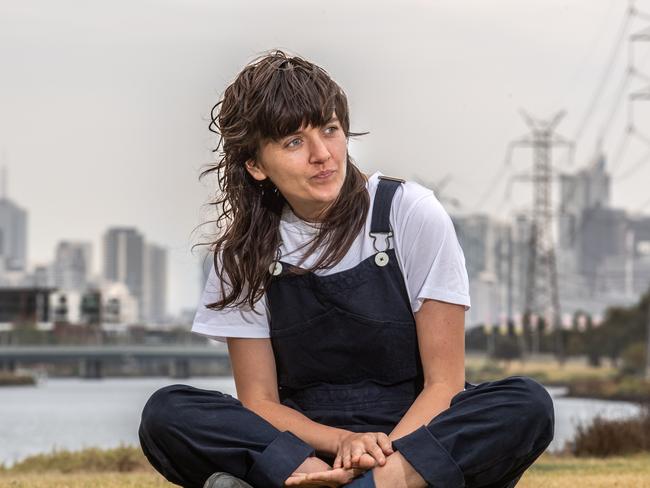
top-left (608, 126), bottom-right (634, 173)
top-left (574, 3), bottom-right (633, 143)
top-left (557, 2), bottom-right (650, 219)
top-left (597, 64), bottom-right (632, 142)
top-left (471, 144), bottom-right (514, 211)
top-left (553, 0), bottom-right (620, 111)
top-left (613, 148), bottom-right (650, 181)
top-left (635, 6), bottom-right (650, 22)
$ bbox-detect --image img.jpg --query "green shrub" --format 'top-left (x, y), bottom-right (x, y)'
top-left (621, 343), bottom-right (647, 376)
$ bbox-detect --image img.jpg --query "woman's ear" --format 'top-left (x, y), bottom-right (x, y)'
top-left (244, 159), bottom-right (267, 182)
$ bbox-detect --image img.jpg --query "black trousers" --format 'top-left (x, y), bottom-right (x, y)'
top-left (138, 376), bottom-right (554, 488)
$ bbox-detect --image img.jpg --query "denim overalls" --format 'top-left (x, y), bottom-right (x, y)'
top-left (269, 176), bottom-right (424, 437)
top-left (139, 177), bottom-right (555, 488)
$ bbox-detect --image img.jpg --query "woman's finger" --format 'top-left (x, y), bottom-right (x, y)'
top-left (350, 445), bottom-right (365, 465)
top-left (284, 473), bottom-right (307, 485)
top-left (305, 469), bottom-right (344, 483)
top-left (358, 452), bottom-right (377, 469)
top-left (333, 454), bottom-right (342, 469)
top-left (343, 447), bottom-right (352, 469)
top-left (306, 467), bottom-right (364, 484)
top-left (359, 435), bottom-right (385, 466)
top-left (287, 474), bottom-right (337, 487)
top-left (368, 443), bottom-right (386, 465)
top-left (377, 433), bottom-right (394, 454)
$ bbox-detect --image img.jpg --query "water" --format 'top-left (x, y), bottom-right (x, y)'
top-left (0, 378), bottom-right (642, 466)
top-left (545, 386), bottom-right (642, 452)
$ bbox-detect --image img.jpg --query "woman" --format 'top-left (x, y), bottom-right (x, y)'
top-left (138, 50), bottom-right (555, 488)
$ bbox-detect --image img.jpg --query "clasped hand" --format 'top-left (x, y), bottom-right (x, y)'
top-left (284, 432), bottom-right (393, 487)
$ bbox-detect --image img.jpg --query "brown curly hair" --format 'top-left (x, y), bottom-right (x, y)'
top-left (198, 49), bottom-right (369, 312)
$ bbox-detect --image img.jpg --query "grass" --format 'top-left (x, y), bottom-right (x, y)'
top-left (1, 448), bottom-right (650, 487)
top-left (0, 446), bottom-right (175, 488)
top-left (518, 452), bottom-right (650, 487)
top-left (0, 471), bottom-right (175, 487)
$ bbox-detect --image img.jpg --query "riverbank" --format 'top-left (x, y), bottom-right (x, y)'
top-left (0, 372), bottom-right (35, 387)
top-left (1, 447), bottom-right (649, 487)
top-left (466, 355), bottom-right (650, 403)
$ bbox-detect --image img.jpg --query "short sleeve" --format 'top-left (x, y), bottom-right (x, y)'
top-left (191, 252), bottom-right (270, 343)
top-left (394, 192), bottom-right (471, 314)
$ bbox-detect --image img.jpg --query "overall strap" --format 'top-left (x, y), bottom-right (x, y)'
top-left (370, 175), bottom-right (405, 234)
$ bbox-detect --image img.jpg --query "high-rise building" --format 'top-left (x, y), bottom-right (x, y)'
top-left (53, 241), bottom-right (92, 291)
top-left (144, 243), bottom-right (167, 324)
top-left (0, 197), bottom-right (27, 272)
top-left (554, 151), bottom-right (650, 315)
top-left (558, 151), bottom-right (610, 251)
top-left (103, 227), bottom-right (145, 321)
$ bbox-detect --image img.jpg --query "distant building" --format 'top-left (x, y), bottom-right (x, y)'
top-left (49, 281), bottom-right (139, 325)
top-left (101, 281), bottom-right (139, 324)
top-left (53, 241), bottom-right (92, 291)
top-left (452, 214), bottom-right (513, 327)
top-left (144, 243), bottom-right (167, 324)
top-left (555, 151), bottom-right (649, 315)
top-left (103, 227), bottom-right (145, 321)
top-left (624, 214), bottom-right (650, 296)
top-left (0, 287), bottom-right (54, 326)
top-left (558, 152), bottom-right (610, 252)
top-left (30, 264), bottom-right (53, 288)
top-left (0, 197), bottom-right (27, 272)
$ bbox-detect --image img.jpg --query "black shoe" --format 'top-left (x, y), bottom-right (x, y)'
top-left (202, 472), bottom-right (254, 488)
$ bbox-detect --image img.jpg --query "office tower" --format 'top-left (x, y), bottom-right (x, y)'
top-left (0, 197), bottom-right (27, 272)
top-left (103, 227), bottom-right (145, 321)
top-left (53, 241), bottom-right (92, 291)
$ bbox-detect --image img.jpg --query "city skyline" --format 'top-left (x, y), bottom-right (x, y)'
top-left (2, 0), bottom-right (650, 315)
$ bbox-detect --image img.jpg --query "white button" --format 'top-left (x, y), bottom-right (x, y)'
top-left (269, 261), bottom-right (283, 276)
top-left (375, 252), bottom-right (389, 267)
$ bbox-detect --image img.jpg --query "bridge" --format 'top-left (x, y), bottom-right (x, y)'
top-left (0, 345), bottom-right (230, 379)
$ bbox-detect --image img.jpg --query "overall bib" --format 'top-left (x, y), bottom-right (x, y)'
top-left (268, 176), bottom-right (424, 438)
top-left (139, 177), bottom-right (555, 488)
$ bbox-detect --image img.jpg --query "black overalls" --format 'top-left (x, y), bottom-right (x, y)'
top-left (139, 177), bottom-right (555, 488)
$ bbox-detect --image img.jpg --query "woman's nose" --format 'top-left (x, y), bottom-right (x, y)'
top-left (308, 134), bottom-right (332, 164)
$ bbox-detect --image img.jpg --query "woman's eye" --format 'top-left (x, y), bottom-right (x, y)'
top-left (325, 126), bottom-right (339, 135)
top-left (286, 138), bottom-right (302, 148)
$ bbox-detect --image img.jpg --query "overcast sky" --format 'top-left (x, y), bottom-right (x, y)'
top-left (2, 0), bottom-right (649, 315)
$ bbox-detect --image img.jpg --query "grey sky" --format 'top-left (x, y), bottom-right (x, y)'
top-left (2, 0), bottom-right (649, 315)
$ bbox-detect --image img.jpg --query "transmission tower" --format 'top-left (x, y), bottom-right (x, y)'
top-left (509, 111), bottom-right (572, 362)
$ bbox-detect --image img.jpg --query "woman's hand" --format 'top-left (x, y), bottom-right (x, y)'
top-left (334, 432), bottom-right (394, 469)
top-left (284, 466), bottom-right (366, 487)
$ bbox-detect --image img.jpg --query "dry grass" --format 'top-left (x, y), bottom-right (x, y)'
top-left (1, 445), bottom-right (149, 474)
top-left (465, 355), bottom-right (619, 385)
top-left (518, 453), bottom-right (650, 487)
top-left (0, 471), bottom-right (175, 487)
top-left (1, 451), bottom-right (650, 487)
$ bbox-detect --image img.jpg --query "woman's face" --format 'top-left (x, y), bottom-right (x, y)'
top-left (245, 114), bottom-right (348, 222)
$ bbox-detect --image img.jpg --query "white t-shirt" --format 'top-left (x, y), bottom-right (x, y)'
top-left (192, 171), bottom-right (471, 343)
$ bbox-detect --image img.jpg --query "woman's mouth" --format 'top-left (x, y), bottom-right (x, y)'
top-left (312, 170), bottom-right (335, 180)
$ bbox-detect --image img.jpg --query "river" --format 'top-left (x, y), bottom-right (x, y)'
top-left (0, 377), bottom-right (642, 467)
